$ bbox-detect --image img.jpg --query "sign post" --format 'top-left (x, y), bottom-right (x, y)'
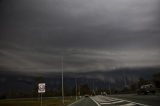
top-left (38, 83), bottom-right (45, 106)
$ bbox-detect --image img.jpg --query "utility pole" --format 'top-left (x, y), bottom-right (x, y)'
top-left (78, 85), bottom-right (81, 97)
top-left (75, 79), bottom-right (77, 100)
top-left (109, 82), bottom-right (111, 95)
top-left (40, 93), bottom-right (42, 106)
top-left (122, 70), bottom-right (127, 87)
top-left (92, 80), bottom-right (94, 95)
top-left (61, 56), bottom-right (64, 104)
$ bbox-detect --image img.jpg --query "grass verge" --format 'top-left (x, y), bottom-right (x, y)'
top-left (0, 97), bottom-right (76, 106)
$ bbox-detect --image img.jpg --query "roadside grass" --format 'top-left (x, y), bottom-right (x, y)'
top-left (0, 97), bottom-right (76, 106)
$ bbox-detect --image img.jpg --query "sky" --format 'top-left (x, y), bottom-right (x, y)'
top-left (0, 0), bottom-right (160, 73)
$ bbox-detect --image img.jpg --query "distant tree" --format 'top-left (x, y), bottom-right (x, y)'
top-left (80, 84), bottom-right (91, 95)
top-left (45, 89), bottom-right (54, 97)
top-left (63, 82), bottom-right (72, 96)
top-left (152, 72), bottom-right (160, 88)
top-left (130, 83), bottom-right (138, 92)
top-left (0, 93), bottom-right (6, 99)
top-left (120, 86), bottom-right (130, 94)
top-left (137, 77), bottom-right (149, 87)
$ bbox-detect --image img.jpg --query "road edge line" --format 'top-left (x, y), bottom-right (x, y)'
top-left (90, 97), bottom-right (101, 106)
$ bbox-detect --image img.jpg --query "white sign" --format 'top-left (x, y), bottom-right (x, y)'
top-left (38, 83), bottom-right (46, 93)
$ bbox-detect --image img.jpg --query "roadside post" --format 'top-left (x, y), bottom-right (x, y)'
top-left (38, 83), bottom-right (46, 106)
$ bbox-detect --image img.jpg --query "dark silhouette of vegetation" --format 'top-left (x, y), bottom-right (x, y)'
top-left (1, 72), bottom-right (160, 99)
top-left (152, 72), bottom-right (160, 88)
top-left (80, 84), bottom-right (91, 95)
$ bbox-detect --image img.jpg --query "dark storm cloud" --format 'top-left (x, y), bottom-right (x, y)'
top-left (0, 0), bottom-right (160, 73)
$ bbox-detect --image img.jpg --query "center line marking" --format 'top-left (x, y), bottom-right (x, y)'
top-left (100, 100), bottom-right (125, 104)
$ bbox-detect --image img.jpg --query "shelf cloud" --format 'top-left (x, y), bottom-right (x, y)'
top-left (0, 0), bottom-right (160, 73)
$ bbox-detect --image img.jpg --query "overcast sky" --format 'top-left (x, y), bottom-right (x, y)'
top-left (0, 0), bottom-right (160, 73)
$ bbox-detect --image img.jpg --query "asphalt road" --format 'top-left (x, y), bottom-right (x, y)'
top-left (68, 97), bottom-right (98, 106)
top-left (68, 94), bottom-right (160, 106)
top-left (109, 94), bottom-right (160, 106)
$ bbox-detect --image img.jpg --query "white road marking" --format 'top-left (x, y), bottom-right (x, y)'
top-left (90, 96), bottom-right (149, 106)
top-left (109, 97), bottom-right (149, 106)
top-left (99, 102), bottom-right (111, 105)
top-left (112, 100), bottom-right (125, 104)
top-left (119, 102), bottom-right (136, 106)
top-left (100, 100), bottom-right (125, 105)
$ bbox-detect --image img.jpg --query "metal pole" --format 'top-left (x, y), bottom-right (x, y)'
top-left (75, 79), bottom-right (77, 100)
top-left (109, 82), bottom-right (111, 95)
top-left (122, 70), bottom-right (127, 87)
top-left (79, 85), bottom-right (80, 97)
top-left (41, 93), bottom-right (42, 106)
top-left (92, 80), bottom-right (95, 95)
top-left (62, 56), bottom-right (64, 104)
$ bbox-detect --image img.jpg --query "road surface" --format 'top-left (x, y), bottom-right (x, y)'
top-left (68, 94), bottom-right (160, 106)
top-left (110, 94), bottom-right (160, 106)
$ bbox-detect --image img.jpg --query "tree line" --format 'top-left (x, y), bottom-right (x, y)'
top-left (0, 72), bottom-right (160, 99)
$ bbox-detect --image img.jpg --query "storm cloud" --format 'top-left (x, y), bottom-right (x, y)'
top-left (0, 0), bottom-right (160, 73)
